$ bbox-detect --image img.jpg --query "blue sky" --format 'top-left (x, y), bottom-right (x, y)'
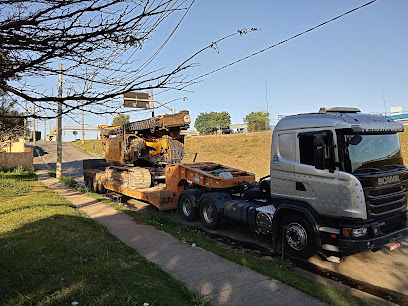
top-left (29, 0), bottom-right (408, 137)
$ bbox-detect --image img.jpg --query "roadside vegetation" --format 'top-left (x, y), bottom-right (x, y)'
top-left (73, 139), bottom-right (105, 157)
top-left (0, 173), bottom-right (206, 305)
top-left (57, 174), bottom-right (374, 306)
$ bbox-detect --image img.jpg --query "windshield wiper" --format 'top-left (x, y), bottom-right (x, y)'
top-left (353, 167), bottom-right (381, 173)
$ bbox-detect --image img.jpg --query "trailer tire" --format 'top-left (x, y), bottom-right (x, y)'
top-left (98, 179), bottom-right (106, 194)
top-left (92, 177), bottom-right (99, 193)
top-left (84, 175), bottom-right (89, 188)
top-left (178, 190), bottom-right (202, 222)
top-left (199, 195), bottom-right (223, 229)
top-left (281, 214), bottom-right (315, 259)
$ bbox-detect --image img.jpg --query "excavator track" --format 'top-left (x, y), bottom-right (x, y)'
top-left (106, 166), bottom-right (152, 189)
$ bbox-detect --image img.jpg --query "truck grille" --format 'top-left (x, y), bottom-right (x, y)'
top-left (362, 182), bottom-right (407, 218)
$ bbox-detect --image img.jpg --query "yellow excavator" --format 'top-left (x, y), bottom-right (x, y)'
top-left (96, 110), bottom-right (191, 186)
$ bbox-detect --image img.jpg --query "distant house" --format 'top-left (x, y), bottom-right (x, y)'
top-left (388, 106), bottom-right (408, 125)
top-left (0, 138), bottom-right (33, 168)
top-left (181, 130), bottom-right (200, 136)
top-left (388, 113), bottom-right (408, 125)
top-left (230, 124), bottom-right (247, 133)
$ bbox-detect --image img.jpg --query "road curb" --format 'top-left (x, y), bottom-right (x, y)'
top-left (293, 268), bottom-right (398, 306)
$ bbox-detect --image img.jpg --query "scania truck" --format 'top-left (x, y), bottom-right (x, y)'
top-left (84, 107), bottom-right (408, 260)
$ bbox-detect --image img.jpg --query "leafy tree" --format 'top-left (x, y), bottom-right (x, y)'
top-left (194, 111), bottom-right (231, 134)
top-left (244, 111), bottom-right (270, 132)
top-left (0, 91), bottom-right (24, 131)
top-left (112, 114), bottom-right (130, 126)
top-left (0, 0), bottom-right (255, 121)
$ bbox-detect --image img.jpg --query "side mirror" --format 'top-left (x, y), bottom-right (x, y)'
top-left (314, 137), bottom-right (326, 170)
top-left (349, 134), bottom-right (362, 146)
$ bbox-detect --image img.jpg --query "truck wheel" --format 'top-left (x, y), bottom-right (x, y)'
top-left (179, 191), bottom-right (199, 222)
top-left (98, 179), bottom-right (106, 194)
top-left (92, 177), bottom-right (99, 193)
top-left (84, 176), bottom-right (89, 188)
top-left (281, 214), bottom-right (315, 259)
top-left (199, 196), bottom-right (222, 229)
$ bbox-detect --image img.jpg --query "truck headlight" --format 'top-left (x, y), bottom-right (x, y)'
top-left (343, 227), bottom-right (368, 238)
top-left (352, 227), bottom-right (368, 237)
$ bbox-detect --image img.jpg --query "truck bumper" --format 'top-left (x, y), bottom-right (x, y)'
top-left (338, 226), bottom-right (408, 253)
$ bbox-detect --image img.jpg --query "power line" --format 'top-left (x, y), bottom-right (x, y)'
top-left (187, 0), bottom-right (377, 84)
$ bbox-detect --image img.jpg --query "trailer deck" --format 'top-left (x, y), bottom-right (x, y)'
top-left (84, 160), bottom-right (256, 210)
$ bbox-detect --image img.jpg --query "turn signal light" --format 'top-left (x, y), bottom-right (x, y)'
top-left (343, 228), bottom-right (351, 237)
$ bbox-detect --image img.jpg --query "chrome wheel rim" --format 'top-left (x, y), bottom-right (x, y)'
top-left (182, 197), bottom-right (192, 216)
top-left (285, 222), bottom-right (307, 250)
top-left (202, 202), bottom-right (214, 224)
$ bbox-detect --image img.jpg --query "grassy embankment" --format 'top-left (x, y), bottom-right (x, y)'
top-left (74, 132), bottom-right (273, 177)
top-left (73, 139), bottom-right (105, 157)
top-left (76, 129), bottom-right (408, 177)
top-left (0, 168), bottom-right (205, 305)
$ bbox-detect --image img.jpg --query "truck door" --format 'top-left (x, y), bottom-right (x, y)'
top-left (294, 130), bottom-right (340, 218)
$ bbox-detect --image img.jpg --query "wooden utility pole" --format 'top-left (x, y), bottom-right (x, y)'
top-left (33, 102), bottom-right (36, 147)
top-left (44, 119), bottom-right (46, 141)
top-left (150, 86), bottom-right (154, 117)
top-left (56, 63), bottom-right (63, 178)
top-left (24, 100), bottom-right (27, 139)
top-left (81, 101), bottom-right (84, 144)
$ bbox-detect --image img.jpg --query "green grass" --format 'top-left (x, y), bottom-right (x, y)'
top-left (0, 166), bottom-right (37, 180)
top-left (0, 167), bottom-right (37, 201)
top-left (73, 139), bottom-right (105, 157)
top-left (48, 169), bottom-right (56, 178)
top-left (59, 175), bottom-right (78, 189)
top-left (0, 178), bottom-right (207, 305)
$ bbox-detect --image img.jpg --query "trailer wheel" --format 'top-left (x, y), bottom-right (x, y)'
top-left (199, 196), bottom-right (222, 229)
top-left (179, 191), bottom-right (199, 222)
top-left (281, 214), bottom-right (315, 259)
top-left (98, 179), bottom-right (106, 194)
top-left (84, 175), bottom-right (89, 188)
top-left (85, 176), bottom-right (92, 189)
top-left (92, 177), bottom-right (99, 193)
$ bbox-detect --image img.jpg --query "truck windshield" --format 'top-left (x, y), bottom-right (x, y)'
top-left (347, 134), bottom-right (403, 173)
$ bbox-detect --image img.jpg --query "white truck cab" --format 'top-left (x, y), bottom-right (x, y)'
top-left (269, 107), bottom-right (408, 258)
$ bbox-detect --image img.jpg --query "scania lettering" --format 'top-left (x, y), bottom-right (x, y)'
top-left (378, 176), bottom-right (400, 185)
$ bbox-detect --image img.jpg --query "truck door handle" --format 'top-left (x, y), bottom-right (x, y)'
top-left (296, 182), bottom-right (306, 191)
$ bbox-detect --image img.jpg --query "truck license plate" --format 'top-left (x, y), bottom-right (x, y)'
top-left (390, 241), bottom-right (401, 251)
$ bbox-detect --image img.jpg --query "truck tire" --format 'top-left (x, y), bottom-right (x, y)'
top-left (199, 193), bottom-right (230, 230)
top-left (84, 175), bottom-right (90, 188)
top-left (92, 177), bottom-right (99, 193)
top-left (98, 179), bottom-right (106, 194)
top-left (178, 190), bottom-right (202, 222)
top-left (281, 214), bottom-right (315, 259)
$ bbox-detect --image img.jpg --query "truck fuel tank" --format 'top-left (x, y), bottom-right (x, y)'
top-left (223, 201), bottom-right (276, 235)
top-left (223, 200), bottom-right (260, 223)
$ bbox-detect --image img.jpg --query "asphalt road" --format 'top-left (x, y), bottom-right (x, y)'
top-left (33, 141), bottom-right (408, 297)
top-left (33, 141), bottom-right (96, 183)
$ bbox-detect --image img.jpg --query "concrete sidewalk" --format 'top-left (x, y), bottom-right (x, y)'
top-left (36, 169), bottom-right (326, 306)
